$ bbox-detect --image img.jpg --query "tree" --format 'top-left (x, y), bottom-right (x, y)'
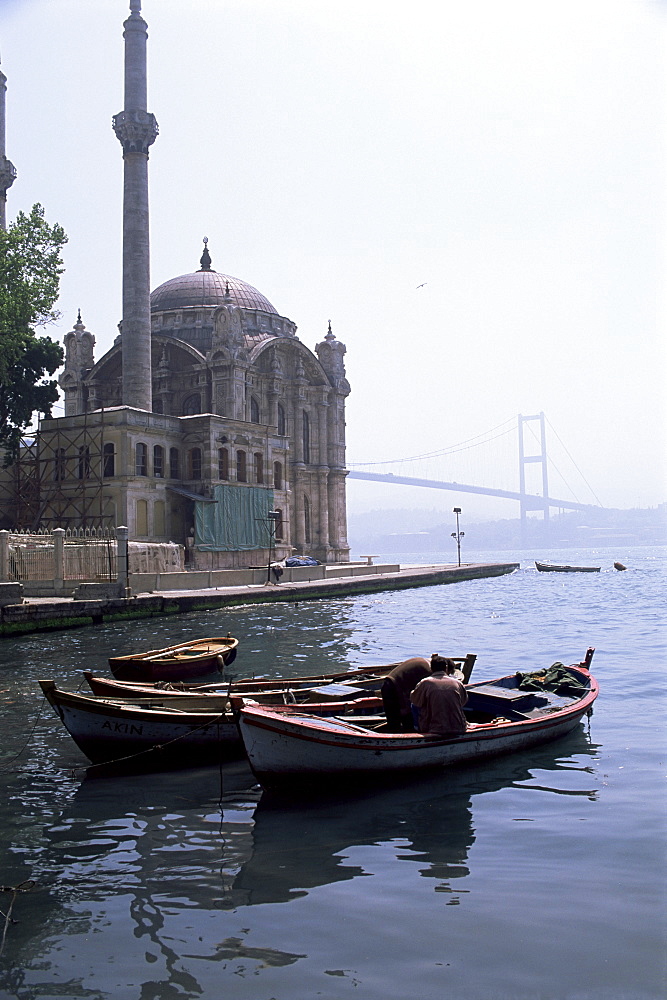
top-left (0, 204), bottom-right (66, 464)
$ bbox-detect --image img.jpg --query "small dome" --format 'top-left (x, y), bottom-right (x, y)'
top-left (151, 270), bottom-right (278, 314)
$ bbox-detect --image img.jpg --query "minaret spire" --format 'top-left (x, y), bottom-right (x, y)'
top-left (0, 54), bottom-right (17, 231)
top-left (112, 0), bottom-right (158, 411)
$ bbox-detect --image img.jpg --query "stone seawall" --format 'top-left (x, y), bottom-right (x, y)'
top-left (0, 562), bottom-right (519, 637)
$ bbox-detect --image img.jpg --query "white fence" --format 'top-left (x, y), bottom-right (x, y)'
top-left (0, 527), bottom-right (130, 597)
top-left (3, 528), bottom-right (118, 582)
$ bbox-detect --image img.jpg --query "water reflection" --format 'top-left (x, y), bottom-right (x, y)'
top-left (233, 728), bottom-right (599, 907)
top-left (0, 729), bottom-right (599, 997)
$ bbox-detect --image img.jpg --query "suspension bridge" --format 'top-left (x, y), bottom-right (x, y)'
top-left (347, 413), bottom-right (604, 523)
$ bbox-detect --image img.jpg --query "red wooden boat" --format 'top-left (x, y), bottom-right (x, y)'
top-left (108, 636), bottom-right (238, 681)
top-left (238, 651), bottom-right (598, 791)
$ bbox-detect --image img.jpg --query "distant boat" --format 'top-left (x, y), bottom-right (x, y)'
top-left (613, 562), bottom-right (627, 571)
top-left (535, 561), bottom-right (600, 574)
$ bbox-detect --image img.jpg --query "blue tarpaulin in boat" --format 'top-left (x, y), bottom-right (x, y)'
top-left (194, 485), bottom-right (274, 551)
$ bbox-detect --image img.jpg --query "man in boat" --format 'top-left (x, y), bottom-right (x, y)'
top-left (409, 659), bottom-right (468, 737)
top-left (381, 654), bottom-right (458, 733)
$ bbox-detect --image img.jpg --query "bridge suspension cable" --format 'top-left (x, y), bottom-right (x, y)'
top-left (544, 416), bottom-right (604, 507)
top-left (348, 416), bottom-right (517, 467)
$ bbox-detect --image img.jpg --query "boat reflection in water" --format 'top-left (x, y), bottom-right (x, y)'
top-left (232, 727), bottom-right (599, 908)
top-left (0, 730), bottom-right (599, 996)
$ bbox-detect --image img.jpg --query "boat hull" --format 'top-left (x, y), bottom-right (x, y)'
top-left (238, 665), bottom-right (598, 789)
top-left (39, 682), bottom-right (239, 767)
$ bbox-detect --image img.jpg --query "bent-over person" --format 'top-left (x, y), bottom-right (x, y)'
top-left (381, 656), bottom-right (431, 732)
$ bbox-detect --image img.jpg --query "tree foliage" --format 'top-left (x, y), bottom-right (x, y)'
top-left (0, 204), bottom-right (66, 463)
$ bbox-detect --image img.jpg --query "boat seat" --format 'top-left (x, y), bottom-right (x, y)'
top-left (304, 684), bottom-right (371, 703)
top-left (466, 686), bottom-right (550, 715)
top-left (466, 684), bottom-right (529, 702)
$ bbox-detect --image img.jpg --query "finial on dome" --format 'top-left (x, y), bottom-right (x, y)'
top-left (224, 281), bottom-right (232, 302)
top-left (199, 236), bottom-right (213, 272)
top-left (129, 0), bottom-right (142, 13)
top-left (325, 319), bottom-right (335, 341)
top-left (74, 309), bottom-right (85, 331)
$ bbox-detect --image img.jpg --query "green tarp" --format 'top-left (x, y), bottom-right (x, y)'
top-left (195, 485), bottom-right (274, 551)
top-left (516, 663), bottom-right (589, 698)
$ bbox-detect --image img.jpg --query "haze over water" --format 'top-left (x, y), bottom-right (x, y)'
top-left (0, 545), bottom-right (664, 999)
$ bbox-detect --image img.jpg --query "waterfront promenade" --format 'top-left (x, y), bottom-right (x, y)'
top-left (0, 561), bottom-right (519, 636)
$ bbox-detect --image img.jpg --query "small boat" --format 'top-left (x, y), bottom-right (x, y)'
top-left (237, 650), bottom-right (598, 791)
top-left (85, 654), bottom-right (477, 699)
top-left (40, 655), bottom-right (477, 769)
top-left (108, 636), bottom-right (239, 681)
top-left (535, 561), bottom-right (600, 573)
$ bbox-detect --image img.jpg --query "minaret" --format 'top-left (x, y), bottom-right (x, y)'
top-left (0, 54), bottom-right (17, 230)
top-left (112, 0), bottom-right (158, 410)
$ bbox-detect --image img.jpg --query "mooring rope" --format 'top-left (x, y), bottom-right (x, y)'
top-left (76, 712), bottom-right (229, 776)
top-left (0, 697), bottom-right (47, 772)
top-left (0, 880), bottom-right (36, 956)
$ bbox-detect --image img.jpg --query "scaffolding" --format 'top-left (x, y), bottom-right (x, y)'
top-left (0, 409), bottom-right (113, 531)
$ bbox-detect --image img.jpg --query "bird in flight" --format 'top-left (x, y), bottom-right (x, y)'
top-left (416, 282), bottom-right (427, 289)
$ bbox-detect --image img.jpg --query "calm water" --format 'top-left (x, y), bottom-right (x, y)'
top-left (0, 546), bottom-right (665, 1000)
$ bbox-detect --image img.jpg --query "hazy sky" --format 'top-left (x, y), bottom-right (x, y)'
top-left (3, 0), bottom-right (665, 520)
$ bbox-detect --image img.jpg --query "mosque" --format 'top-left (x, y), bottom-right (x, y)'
top-left (0, 0), bottom-right (350, 569)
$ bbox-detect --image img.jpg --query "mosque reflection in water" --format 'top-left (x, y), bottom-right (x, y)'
top-left (0, 730), bottom-right (598, 995)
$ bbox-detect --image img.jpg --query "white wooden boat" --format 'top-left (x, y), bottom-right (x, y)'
top-left (39, 681), bottom-right (239, 767)
top-left (237, 652), bottom-right (598, 790)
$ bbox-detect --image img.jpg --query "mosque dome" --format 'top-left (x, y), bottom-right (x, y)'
top-left (150, 243), bottom-right (277, 315)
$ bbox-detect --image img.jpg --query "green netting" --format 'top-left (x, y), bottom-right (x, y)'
top-left (195, 485), bottom-right (274, 551)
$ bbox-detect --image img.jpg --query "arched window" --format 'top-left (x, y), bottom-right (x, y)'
top-left (153, 445), bottom-right (164, 478)
top-left (273, 460), bottom-right (283, 490)
top-left (302, 410), bottom-right (310, 463)
top-left (154, 500), bottom-right (165, 536)
top-left (54, 448), bottom-right (66, 482)
top-left (236, 449), bottom-right (247, 483)
top-left (250, 396), bottom-right (260, 423)
top-left (218, 447), bottom-right (229, 480)
top-left (182, 393), bottom-right (201, 416)
top-left (254, 452), bottom-right (264, 485)
top-left (103, 443), bottom-right (115, 478)
top-left (187, 447), bottom-right (202, 480)
top-left (78, 446), bottom-right (90, 480)
top-left (169, 447), bottom-right (179, 479)
top-left (135, 442), bottom-right (148, 476)
top-left (136, 499), bottom-right (148, 535)
top-left (277, 403), bottom-right (286, 436)
top-left (303, 494), bottom-right (311, 544)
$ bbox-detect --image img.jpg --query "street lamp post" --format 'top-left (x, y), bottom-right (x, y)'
top-left (266, 510), bottom-right (281, 584)
top-left (451, 507), bottom-right (464, 567)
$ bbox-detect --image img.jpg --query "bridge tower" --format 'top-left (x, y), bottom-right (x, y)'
top-left (518, 412), bottom-right (549, 544)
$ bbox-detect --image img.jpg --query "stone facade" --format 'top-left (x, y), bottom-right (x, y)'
top-left (52, 251), bottom-right (351, 567)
